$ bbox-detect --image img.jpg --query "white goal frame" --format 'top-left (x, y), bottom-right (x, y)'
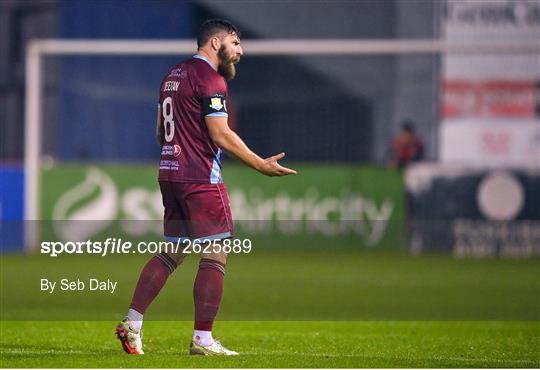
top-left (24, 38), bottom-right (540, 248)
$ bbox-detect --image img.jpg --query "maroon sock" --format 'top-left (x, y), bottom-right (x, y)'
top-left (129, 253), bottom-right (178, 314)
top-left (193, 258), bottom-right (226, 331)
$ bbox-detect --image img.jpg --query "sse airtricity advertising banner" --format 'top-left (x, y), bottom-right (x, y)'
top-left (39, 164), bottom-right (405, 250)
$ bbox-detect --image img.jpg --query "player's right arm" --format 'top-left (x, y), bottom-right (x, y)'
top-left (206, 116), bottom-right (296, 177)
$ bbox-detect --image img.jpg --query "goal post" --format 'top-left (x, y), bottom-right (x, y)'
top-left (24, 38), bottom-right (540, 248)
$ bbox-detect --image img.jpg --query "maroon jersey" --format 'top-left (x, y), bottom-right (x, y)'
top-left (158, 55), bottom-right (228, 183)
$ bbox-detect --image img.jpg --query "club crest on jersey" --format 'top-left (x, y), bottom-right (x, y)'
top-left (209, 97), bottom-right (224, 111)
top-left (173, 145), bottom-right (181, 157)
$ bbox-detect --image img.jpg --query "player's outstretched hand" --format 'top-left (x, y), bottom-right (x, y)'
top-left (260, 152), bottom-right (297, 177)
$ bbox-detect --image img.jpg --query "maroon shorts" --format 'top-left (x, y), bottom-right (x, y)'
top-left (159, 181), bottom-right (233, 241)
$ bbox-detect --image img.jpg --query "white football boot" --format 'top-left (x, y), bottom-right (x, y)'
top-left (115, 318), bottom-right (144, 354)
top-left (189, 339), bottom-right (239, 356)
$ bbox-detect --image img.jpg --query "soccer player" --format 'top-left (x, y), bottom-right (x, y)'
top-left (115, 19), bottom-right (296, 356)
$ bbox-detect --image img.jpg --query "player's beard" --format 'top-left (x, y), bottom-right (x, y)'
top-left (217, 46), bottom-right (239, 80)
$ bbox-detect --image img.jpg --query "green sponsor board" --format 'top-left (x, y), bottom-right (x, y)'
top-left (40, 164), bottom-right (405, 249)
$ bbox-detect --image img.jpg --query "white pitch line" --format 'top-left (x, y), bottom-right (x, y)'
top-left (1, 348), bottom-right (85, 355)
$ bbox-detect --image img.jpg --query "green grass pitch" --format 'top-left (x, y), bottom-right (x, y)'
top-left (1, 321), bottom-right (538, 367)
top-left (1, 250), bottom-right (539, 367)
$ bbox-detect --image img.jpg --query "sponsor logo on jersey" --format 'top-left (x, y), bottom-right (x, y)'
top-left (173, 145), bottom-right (181, 157)
top-left (209, 97), bottom-right (224, 111)
top-left (167, 68), bottom-right (185, 78)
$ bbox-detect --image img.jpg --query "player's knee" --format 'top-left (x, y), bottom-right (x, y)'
top-left (201, 242), bottom-right (228, 265)
top-left (202, 253), bottom-right (227, 265)
top-left (164, 251), bottom-right (189, 265)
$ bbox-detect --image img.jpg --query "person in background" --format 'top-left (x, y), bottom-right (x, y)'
top-left (389, 120), bottom-right (424, 169)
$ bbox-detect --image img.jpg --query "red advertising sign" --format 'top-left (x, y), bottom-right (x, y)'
top-left (442, 80), bottom-right (537, 119)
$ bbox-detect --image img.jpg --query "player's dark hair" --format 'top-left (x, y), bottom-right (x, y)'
top-left (197, 19), bottom-right (241, 48)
